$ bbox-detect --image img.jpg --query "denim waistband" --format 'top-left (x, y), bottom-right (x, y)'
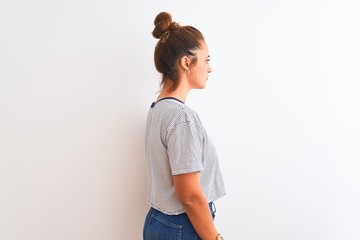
top-left (150, 202), bottom-right (216, 221)
top-left (209, 201), bottom-right (216, 215)
top-left (144, 202), bottom-right (216, 239)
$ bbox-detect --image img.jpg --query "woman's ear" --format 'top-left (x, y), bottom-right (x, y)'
top-left (179, 55), bottom-right (190, 72)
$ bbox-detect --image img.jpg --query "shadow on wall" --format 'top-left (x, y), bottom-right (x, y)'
top-left (115, 110), bottom-right (149, 238)
top-left (114, 27), bottom-right (153, 237)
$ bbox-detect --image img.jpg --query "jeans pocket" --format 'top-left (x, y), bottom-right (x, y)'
top-left (145, 215), bottom-right (182, 240)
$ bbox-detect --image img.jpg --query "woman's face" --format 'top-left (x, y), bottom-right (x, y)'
top-left (188, 41), bottom-right (212, 89)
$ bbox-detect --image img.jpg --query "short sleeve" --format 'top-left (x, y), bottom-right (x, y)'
top-left (166, 122), bottom-right (204, 175)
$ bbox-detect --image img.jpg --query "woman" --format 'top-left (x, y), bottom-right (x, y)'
top-left (143, 12), bottom-right (226, 240)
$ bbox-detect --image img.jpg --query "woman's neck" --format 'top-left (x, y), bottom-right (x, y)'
top-left (157, 81), bottom-right (190, 103)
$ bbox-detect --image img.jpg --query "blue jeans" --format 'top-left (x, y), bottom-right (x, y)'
top-left (143, 202), bottom-right (216, 240)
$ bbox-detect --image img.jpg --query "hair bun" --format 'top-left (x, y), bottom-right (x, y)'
top-left (152, 12), bottom-right (180, 39)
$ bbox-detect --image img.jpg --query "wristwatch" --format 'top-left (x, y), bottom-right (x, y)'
top-left (216, 234), bottom-right (224, 240)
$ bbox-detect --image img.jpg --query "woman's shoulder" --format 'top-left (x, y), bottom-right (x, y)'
top-left (153, 99), bottom-right (199, 126)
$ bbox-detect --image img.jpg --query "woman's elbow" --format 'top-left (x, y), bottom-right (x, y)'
top-left (173, 172), bottom-right (206, 207)
top-left (176, 191), bottom-right (205, 208)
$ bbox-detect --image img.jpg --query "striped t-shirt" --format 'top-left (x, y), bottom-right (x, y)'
top-left (145, 97), bottom-right (226, 215)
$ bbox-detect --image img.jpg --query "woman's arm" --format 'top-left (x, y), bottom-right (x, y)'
top-left (174, 172), bottom-right (218, 240)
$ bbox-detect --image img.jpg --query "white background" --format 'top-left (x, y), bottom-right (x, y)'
top-left (1, 0), bottom-right (359, 239)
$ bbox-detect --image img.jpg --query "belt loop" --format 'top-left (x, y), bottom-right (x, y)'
top-left (210, 202), bottom-right (217, 214)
